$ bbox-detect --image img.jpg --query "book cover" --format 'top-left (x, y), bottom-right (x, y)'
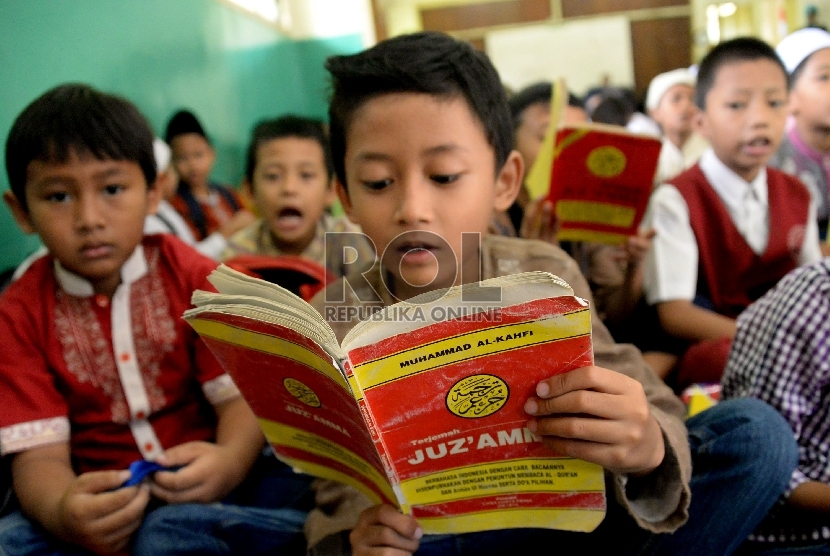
top-left (184, 266), bottom-right (606, 535)
top-left (545, 125), bottom-right (661, 244)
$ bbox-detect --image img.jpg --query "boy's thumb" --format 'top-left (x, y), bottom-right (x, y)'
top-left (76, 469), bottom-right (131, 493)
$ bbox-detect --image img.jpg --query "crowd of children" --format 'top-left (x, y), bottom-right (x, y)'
top-left (0, 21), bottom-right (828, 556)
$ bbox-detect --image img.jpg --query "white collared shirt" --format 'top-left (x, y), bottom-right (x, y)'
top-left (643, 149), bottom-right (822, 305)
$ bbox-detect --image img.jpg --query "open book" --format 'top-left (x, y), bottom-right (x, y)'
top-left (525, 79), bottom-right (661, 245)
top-left (184, 266), bottom-right (606, 534)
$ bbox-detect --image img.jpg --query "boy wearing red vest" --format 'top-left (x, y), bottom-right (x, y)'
top-left (643, 37), bottom-right (823, 390)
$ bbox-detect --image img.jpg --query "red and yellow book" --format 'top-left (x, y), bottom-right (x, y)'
top-left (184, 266), bottom-right (606, 535)
top-left (524, 79), bottom-right (661, 244)
top-left (545, 124), bottom-right (662, 244)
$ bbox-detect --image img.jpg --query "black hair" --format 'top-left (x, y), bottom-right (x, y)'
top-left (5, 83), bottom-right (156, 212)
top-left (508, 82), bottom-right (584, 130)
top-left (245, 115), bottom-right (333, 185)
top-left (164, 109), bottom-right (209, 145)
top-left (590, 96), bottom-right (633, 127)
top-left (325, 31), bottom-right (512, 189)
top-left (695, 37), bottom-right (788, 109)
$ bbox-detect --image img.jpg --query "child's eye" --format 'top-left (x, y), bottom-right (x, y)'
top-left (769, 99), bottom-right (786, 108)
top-left (431, 174), bottom-right (461, 185)
top-left (726, 102), bottom-right (745, 110)
top-left (103, 184), bottom-right (125, 196)
top-left (300, 172), bottom-right (317, 181)
top-left (362, 179), bottom-right (393, 191)
top-left (45, 191), bottom-right (70, 203)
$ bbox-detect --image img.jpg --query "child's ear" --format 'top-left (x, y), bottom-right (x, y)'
top-left (335, 180), bottom-right (356, 223)
top-left (145, 181), bottom-right (162, 216)
top-left (692, 109), bottom-right (710, 140)
top-left (3, 190), bottom-right (35, 234)
top-left (493, 150), bottom-right (524, 212)
top-left (324, 176), bottom-right (337, 207)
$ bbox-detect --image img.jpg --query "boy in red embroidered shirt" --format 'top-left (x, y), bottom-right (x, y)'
top-left (643, 37), bottom-right (823, 389)
top-left (0, 85), bottom-right (307, 555)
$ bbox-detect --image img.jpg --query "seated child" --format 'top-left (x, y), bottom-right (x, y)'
top-left (0, 84), bottom-right (309, 555)
top-left (144, 138), bottom-right (227, 259)
top-left (220, 115), bottom-right (374, 278)
top-left (646, 68), bottom-right (703, 185)
top-left (164, 109), bottom-right (255, 244)
top-left (771, 27), bottom-right (830, 251)
top-left (643, 37), bottom-right (823, 391)
top-left (498, 82), bottom-right (587, 236)
top-left (722, 258), bottom-right (830, 553)
top-left (302, 31), bottom-right (799, 556)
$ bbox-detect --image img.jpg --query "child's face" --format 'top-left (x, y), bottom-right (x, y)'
top-left (5, 149), bottom-right (159, 296)
top-left (170, 133), bottom-right (215, 190)
top-left (250, 137), bottom-right (334, 255)
top-left (339, 93), bottom-right (521, 299)
top-left (651, 84), bottom-right (695, 139)
top-left (696, 59), bottom-right (788, 181)
top-left (514, 102), bottom-right (549, 174)
top-left (789, 48), bottom-right (830, 133)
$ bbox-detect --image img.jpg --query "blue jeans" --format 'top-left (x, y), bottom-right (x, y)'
top-left (0, 455), bottom-right (313, 556)
top-left (413, 398), bottom-right (798, 556)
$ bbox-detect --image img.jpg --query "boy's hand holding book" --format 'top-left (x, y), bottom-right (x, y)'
top-left (524, 365), bottom-right (665, 477)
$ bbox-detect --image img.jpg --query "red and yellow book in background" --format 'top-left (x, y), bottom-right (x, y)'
top-left (524, 78), bottom-right (662, 245)
top-left (546, 124), bottom-right (662, 244)
top-left (184, 266), bottom-right (606, 535)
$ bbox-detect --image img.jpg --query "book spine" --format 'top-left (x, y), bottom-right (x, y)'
top-left (345, 358), bottom-right (406, 508)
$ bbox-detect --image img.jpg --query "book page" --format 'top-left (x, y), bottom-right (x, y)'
top-left (343, 274), bottom-right (606, 535)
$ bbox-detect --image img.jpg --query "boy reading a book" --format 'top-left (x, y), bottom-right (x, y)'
top-left (304, 31), bottom-right (799, 555)
top-left (0, 84), bottom-right (307, 555)
top-left (220, 115), bottom-right (374, 277)
top-left (643, 37), bottom-right (823, 390)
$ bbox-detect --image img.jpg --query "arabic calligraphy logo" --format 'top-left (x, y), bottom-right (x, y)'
top-left (586, 145), bottom-right (626, 178)
top-left (284, 378), bottom-right (321, 408)
top-left (446, 374), bottom-right (509, 419)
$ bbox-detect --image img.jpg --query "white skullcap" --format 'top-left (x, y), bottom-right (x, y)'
top-left (776, 27), bottom-right (830, 74)
top-left (645, 68), bottom-right (696, 112)
top-left (153, 137), bottom-right (172, 173)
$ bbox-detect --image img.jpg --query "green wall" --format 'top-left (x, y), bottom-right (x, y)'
top-left (0, 0), bottom-right (364, 272)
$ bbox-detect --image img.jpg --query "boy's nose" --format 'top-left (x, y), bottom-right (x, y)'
top-left (394, 178), bottom-right (433, 225)
top-left (75, 195), bottom-right (106, 230)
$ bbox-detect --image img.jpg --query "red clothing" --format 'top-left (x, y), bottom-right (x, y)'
top-left (170, 184), bottom-right (243, 241)
top-left (671, 165), bottom-right (811, 318)
top-left (0, 235), bottom-right (236, 473)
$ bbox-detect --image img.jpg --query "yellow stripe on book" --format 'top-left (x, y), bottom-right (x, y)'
top-left (189, 318), bottom-right (348, 390)
top-left (418, 507), bottom-right (605, 535)
top-left (351, 309), bottom-right (591, 390)
top-left (552, 128), bottom-right (590, 159)
top-left (258, 419), bottom-right (396, 502)
top-left (277, 457), bottom-right (394, 507)
top-left (556, 229), bottom-right (630, 245)
top-left (556, 200), bottom-right (635, 227)
top-left (400, 457), bottom-right (605, 507)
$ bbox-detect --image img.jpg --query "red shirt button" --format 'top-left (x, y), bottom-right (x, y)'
top-left (94, 295), bottom-right (109, 308)
top-left (135, 411), bottom-right (146, 420)
top-left (120, 353), bottom-right (130, 362)
top-left (144, 442), bottom-right (154, 452)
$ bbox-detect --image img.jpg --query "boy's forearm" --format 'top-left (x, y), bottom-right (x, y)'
top-left (788, 481), bottom-right (830, 513)
top-left (214, 396), bottom-right (266, 479)
top-left (656, 300), bottom-right (736, 342)
top-left (11, 444), bottom-right (77, 539)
